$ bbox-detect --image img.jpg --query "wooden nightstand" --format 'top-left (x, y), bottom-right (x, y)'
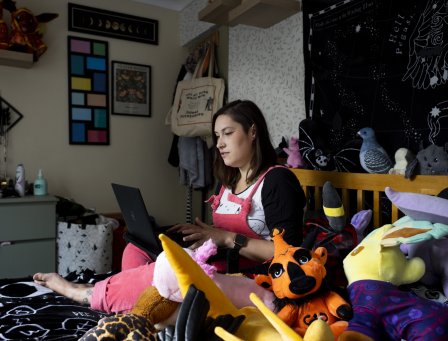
top-left (0, 195), bottom-right (58, 278)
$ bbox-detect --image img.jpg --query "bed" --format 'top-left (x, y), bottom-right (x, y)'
top-left (291, 168), bottom-right (448, 228)
top-left (0, 271), bottom-right (111, 340)
top-left (0, 169), bottom-right (446, 340)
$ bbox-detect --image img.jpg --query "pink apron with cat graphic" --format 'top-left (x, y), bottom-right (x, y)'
top-left (207, 166), bottom-right (284, 272)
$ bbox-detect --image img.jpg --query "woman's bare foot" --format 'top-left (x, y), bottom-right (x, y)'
top-left (33, 272), bottom-right (93, 305)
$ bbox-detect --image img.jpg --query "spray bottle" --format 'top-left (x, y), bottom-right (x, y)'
top-left (33, 169), bottom-right (48, 196)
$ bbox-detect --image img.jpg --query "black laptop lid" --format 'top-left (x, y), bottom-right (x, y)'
top-left (111, 183), bottom-right (162, 259)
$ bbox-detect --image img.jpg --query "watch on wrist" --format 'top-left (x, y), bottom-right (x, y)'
top-left (233, 233), bottom-right (248, 251)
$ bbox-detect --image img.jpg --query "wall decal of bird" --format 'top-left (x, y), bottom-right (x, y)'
top-left (357, 127), bottom-right (393, 174)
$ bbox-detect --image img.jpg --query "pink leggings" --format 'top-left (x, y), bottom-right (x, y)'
top-left (91, 243), bottom-right (156, 314)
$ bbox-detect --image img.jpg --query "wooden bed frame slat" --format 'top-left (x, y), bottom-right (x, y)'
top-left (356, 190), bottom-right (363, 213)
top-left (373, 191), bottom-right (380, 227)
top-left (291, 169), bottom-right (447, 228)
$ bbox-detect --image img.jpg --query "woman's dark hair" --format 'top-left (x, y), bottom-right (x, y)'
top-left (212, 100), bottom-right (277, 188)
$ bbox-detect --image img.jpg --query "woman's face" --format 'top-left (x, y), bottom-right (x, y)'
top-left (214, 114), bottom-right (254, 169)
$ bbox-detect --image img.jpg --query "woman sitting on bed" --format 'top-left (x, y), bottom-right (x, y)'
top-left (33, 99), bottom-right (306, 314)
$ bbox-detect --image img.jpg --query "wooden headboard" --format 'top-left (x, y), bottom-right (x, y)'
top-left (290, 169), bottom-right (447, 228)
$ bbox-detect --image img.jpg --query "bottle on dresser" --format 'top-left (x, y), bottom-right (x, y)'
top-left (33, 169), bottom-right (48, 196)
top-left (15, 163), bottom-right (25, 197)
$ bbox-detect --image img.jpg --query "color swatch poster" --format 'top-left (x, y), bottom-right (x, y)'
top-left (68, 36), bottom-right (109, 145)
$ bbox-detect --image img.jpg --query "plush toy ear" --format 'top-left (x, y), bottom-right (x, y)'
top-left (314, 247), bottom-right (328, 265)
top-left (405, 158), bottom-right (419, 179)
top-left (35, 13), bottom-right (58, 23)
top-left (323, 181), bottom-right (346, 232)
top-left (255, 274), bottom-right (273, 291)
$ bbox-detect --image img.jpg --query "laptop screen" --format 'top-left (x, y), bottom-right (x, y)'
top-left (111, 183), bottom-right (162, 259)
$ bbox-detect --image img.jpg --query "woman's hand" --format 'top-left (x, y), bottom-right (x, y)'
top-left (167, 217), bottom-right (233, 250)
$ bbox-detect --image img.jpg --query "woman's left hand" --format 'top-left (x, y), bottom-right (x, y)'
top-left (167, 217), bottom-right (233, 249)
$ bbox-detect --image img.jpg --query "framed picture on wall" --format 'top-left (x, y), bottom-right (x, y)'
top-left (68, 3), bottom-right (158, 45)
top-left (68, 36), bottom-right (110, 145)
top-left (112, 61), bottom-right (151, 117)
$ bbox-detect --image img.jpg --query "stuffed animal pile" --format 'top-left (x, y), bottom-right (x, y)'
top-left (338, 223), bottom-right (448, 341)
top-left (79, 186), bottom-right (448, 340)
top-left (337, 187), bottom-right (448, 340)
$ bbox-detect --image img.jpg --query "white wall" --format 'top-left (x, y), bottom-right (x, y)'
top-left (0, 0), bottom-right (199, 225)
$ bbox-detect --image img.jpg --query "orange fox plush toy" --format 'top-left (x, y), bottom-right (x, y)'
top-left (255, 228), bottom-right (352, 339)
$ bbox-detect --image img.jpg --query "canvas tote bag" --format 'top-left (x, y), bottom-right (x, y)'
top-left (170, 44), bottom-right (225, 137)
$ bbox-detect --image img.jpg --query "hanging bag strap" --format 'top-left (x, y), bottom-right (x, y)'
top-left (192, 41), bottom-right (215, 79)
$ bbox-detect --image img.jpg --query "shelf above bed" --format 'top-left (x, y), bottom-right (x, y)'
top-left (199, 0), bottom-right (301, 28)
top-left (229, 0), bottom-right (301, 28)
top-left (198, 0), bottom-right (241, 26)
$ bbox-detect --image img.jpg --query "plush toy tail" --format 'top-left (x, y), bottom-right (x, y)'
top-left (131, 286), bottom-right (179, 326)
top-left (323, 181), bottom-right (346, 232)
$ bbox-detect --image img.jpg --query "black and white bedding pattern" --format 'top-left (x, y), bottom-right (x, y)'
top-left (0, 273), bottom-right (110, 340)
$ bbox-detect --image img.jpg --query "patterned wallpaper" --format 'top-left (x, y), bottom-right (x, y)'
top-left (180, 1), bottom-right (306, 146)
top-left (179, 0), bottom-right (214, 46)
top-left (229, 13), bottom-right (305, 146)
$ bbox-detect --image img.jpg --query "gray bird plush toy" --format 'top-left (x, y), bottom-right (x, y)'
top-left (357, 127), bottom-right (393, 174)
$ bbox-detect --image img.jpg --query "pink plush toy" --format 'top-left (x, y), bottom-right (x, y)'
top-left (283, 136), bottom-right (304, 168)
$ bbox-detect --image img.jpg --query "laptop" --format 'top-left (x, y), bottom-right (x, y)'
top-left (111, 183), bottom-right (189, 260)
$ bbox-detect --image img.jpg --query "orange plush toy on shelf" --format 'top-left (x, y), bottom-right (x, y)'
top-left (2, 0), bottom-right (58, 60)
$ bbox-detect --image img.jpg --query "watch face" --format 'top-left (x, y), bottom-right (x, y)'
top-left (234, 234), bottom-right (247, 248)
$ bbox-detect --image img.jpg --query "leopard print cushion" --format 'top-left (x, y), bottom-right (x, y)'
top-left (79, 313), bottom-right (158, 340)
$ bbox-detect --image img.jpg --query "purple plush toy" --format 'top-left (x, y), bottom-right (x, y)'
top-left (401, 239), bottom-right (448, 297)
top-left (386, 186), bottom-right (448, 298)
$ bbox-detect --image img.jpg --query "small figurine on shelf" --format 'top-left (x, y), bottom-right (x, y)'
top-left (388, 147), bottom-right (414, 176)
top-left (283, 136), bottom-right (305, 168)
top-left (2, 0), bottom-right (58, 61)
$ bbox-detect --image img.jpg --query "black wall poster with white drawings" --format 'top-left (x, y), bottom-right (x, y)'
top-left (302, 0), bottom-right (448, 158)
